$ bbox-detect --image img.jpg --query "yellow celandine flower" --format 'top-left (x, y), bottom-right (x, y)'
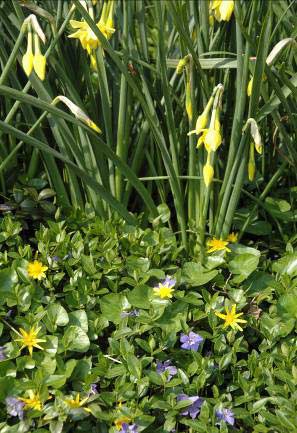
top-left (207, 238), bottom-right (231, 253)
top-left (27, 260), bottom-right (48, 280)
top-left (226, 232), bottom-right (238, 243)
top-left (68, 1), bottom-right (115, 55)
top-left (215, 304), bottom-right (247, 331)
top-left (153, 281), bottom-right (174, 299)
top-left (115, 416), bottom-right (131, 430)
top-left (66, 393), bottom-right (91, 412)
top-left (211, 0), bottom-right (234, 22)
top-left (203, 161), bottom-right (214, 187)
top-left (16, 325), bottom-right (45, 356)
top-left (19, 390), bottom-right (42, 411)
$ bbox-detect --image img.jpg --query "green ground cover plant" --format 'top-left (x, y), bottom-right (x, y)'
top-left (0, 212), bottom-right (296, 433)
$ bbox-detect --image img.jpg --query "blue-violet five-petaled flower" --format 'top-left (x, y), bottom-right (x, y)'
top-left (5, 397), bottom-right (25, 420)
top-left (177, 394), bottom-right (203, 419)
top-left (156, 360), bottom-right (177, 381)
top-left (216, 408), bottom-right (235, 425)
top-left (180, 331), bottom-right (203, 351)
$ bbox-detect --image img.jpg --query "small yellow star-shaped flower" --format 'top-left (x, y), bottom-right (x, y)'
top-left (15, 325), bottom-right (46, 356)
top-left (215, 304), bottom-right (247, 331)
top-left (27, 260), bottom-right (48, 280)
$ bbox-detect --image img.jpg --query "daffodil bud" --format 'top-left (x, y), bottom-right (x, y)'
top-left (22, 25), bottom-right (34, 77)
top-left (215, 112), bottom-right (220, 132)
top-left (204, 129), bottom-right (222, 152)
top-left (266, 38), bottom-right (295, 66)
top-left (203, 162), bottom-right (214, 187)
top-left (248, 143), bottom-right (255, 181)
top-left (196, 112), bottom-right (208, 132)
top-left (185, 80), bottom-right (192, 121)
top-left (176, 55), bottom-right (190, 74)
top-left (247, 77), bottom-right (253, 97)
top-left (53, 96), bottom-right (101, 133)
top-left (246, 118), bottom-right (262, 154)
top-left (22, 51), bottom-right (34, 77)
top-left (33, 33), bottom-right (46, 80)
top-left (33, 53), bottom-right (46, 80)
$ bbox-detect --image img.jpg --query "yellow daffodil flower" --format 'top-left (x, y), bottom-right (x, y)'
top-left (207, 238), bottom-right (231, 253)
top-left (68, 1), bottom-right (115, 54)
top-left (20, 390), bottom-right (42, 411)
top-left (188, 113), bottom-right (209, 138)
top-left (16, 325), bottom-right (45, 356)
top-left (203, 161), bottom-right (214, 187)
top-left (204, 128), bottom-right (222, 152)
top-left (226, 232), bottom-right (238, 243)
top-left (27, 260), bottom-right (48, 280)
top-left (215, 304), bottom-right (247, 331)
top-left (211, 0), bottom-right (234, 22)
top-left (197, 129), bottom-right (208, 149)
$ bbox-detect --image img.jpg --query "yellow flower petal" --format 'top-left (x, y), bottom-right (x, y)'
top-left (33, 53), bottom-right (46, 80)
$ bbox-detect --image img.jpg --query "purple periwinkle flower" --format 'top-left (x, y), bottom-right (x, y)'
top-left (177, 394), bottom-right (203, 419)
top-left (180, 331), bottom-right (203, 351)
top-left (89, 383), bottom-right (98, 395)
top-left (0, 346), bottom-right (7, 361)
top-left (216, 408), bottom-right (235, 426)
top-left (120, 423), bottom-right (138, 433)
top-left (163, 276), bottom-right (176, 288)
top-left (5, 309), bottom-right (13, 318)
top-left (120, 309), bottom-right (140, 318)
top-left (156, 360), bottom-right (177, 381)
top-left (5, 397), bottom-right (25, 420)
top-left (52, 255), bottom-right (60, 262)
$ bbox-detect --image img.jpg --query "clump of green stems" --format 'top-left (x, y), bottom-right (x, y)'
top-left (0, 0), bottom-right (296, 257)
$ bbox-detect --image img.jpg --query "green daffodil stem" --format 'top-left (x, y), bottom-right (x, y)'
top-left (187, 58), bottom-right (199, 226)
top-left (115, 0), bottom-right (129, 201)
top-left (0, 22), bottom-right (26, 86)
top-left (238, 160), bottom-right (287, 240)
top-left (198, 85), bottom-right (223, 262)
top-left (214, 2), bottom-right (256, 234)
top-left (1, 111), bottom-right (48, 176)
top-left (94, 47), bottom-right (115, 197)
